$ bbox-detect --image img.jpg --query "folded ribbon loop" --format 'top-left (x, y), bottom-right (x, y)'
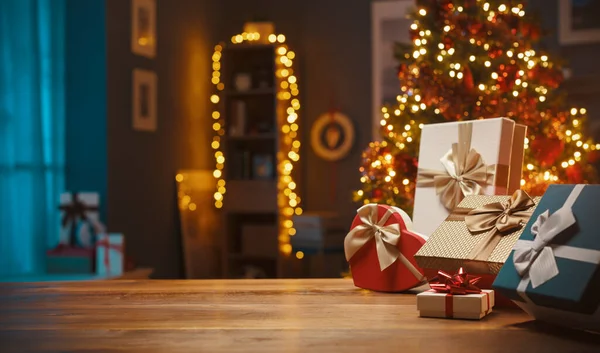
top-left (465, 190), bottom-right (535, 234)
top-left (513, 204), bottom-right (577, 288)
top-left (417, 123), bottom-right (496, 210)
top-left (429, 267), bottom-right (482, 295)
top-left (344, 204), bottom-right (402, 271)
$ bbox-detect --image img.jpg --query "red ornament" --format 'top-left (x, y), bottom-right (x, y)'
top-left (566, 164), bottom-right (584, 183)
top-left (463, 65), bottom-right (475, 92)
top-left (530, 136), bottom-right (564, 167)
top-left (372, 188), bottom-right (383, 200)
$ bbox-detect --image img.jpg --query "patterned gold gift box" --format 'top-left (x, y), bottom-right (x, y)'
top-left (414, 190), bottom-right (541, 275)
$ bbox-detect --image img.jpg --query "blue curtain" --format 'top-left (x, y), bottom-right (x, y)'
top-left (0, 0), bottom-right (65, 276)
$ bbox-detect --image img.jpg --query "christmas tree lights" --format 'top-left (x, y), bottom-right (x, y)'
top-left (355, 0), bottom-right (598, 211)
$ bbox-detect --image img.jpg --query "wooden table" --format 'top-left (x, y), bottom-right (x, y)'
top-left (1, 279), bottom-right (599, 352)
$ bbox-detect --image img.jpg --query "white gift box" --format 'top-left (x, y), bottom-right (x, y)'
top-left (96, 233), bottom-right (125, 276)
top-left (413, 118), bottom-right (526, 236)
top-left (417, 289), bottom-right (495, 320)
top-left (59, 192), bottom-right (104, 247)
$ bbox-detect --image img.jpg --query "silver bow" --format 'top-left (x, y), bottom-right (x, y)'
top-left (344, 204), bottom-right (401, 271)
top-left (513, 207), bottom-right (576, 288)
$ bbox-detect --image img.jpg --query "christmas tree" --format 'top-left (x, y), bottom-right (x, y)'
top-left (354, 0), bottom-right (599, 214)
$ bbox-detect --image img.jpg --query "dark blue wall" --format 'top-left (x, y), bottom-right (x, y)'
top-left (65, 0), bottom-right (107, 221)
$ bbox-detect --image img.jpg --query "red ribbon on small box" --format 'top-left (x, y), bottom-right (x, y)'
top-left (96, 236), bottom-right (124, 274)
top-left (429, 267), bottom-right (491, 318)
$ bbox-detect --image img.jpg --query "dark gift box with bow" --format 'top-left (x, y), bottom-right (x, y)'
top-left (414, 190), bottom-right (541, 276)
top-left (493, 184), bottom-right (600, 332)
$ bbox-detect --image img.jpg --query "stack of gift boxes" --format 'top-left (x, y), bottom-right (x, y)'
top-left (344, 117), bottom-right (600, 333)
top-left (46, 192), bottom-right (126, 277)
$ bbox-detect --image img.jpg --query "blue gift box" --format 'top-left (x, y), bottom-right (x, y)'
top-left (493, 184), bottom-right (600, 330)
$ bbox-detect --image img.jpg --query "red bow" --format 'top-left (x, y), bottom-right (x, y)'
top-left (429, 267), bottom-right (482, 295)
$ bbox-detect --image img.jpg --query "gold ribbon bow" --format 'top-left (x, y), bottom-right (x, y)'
top-left (344, 205), bottom-right (425, 282)
top-left (447, 190), bottom-right (535, 262)
top-left (416, 123), bottom-right (505, 210)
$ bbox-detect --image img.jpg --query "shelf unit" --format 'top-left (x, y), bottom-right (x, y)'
top-left (210, 35), bottom-right (301, 279)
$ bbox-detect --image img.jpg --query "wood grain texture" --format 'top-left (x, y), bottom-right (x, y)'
top-left (0, 279), bottom-right (599, 352)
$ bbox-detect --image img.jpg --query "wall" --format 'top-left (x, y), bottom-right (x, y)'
top-left (105, 0), bottom-right (220, 278)
top-left (220, 0), bottom-right (372, 229)
top-left (529, 0), bottom-right (600, 139)
top-left (65, 0), bottom-right (107, 221)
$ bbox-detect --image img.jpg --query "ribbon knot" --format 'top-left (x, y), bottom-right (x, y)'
top-left (513, 204), bottom-right (576, 288)
top-left (442, 190), bottom-right (536, 264)
top-left (416, 123), bottom-right (501, 210)
top-left (465, 190), bottom-right (535, 235)
top-left (344, 204), bottom-right (427, 285)
top-left (429, 267), bottom-right (482, 295)
top-left (344, 205), bottom-right (401, 271)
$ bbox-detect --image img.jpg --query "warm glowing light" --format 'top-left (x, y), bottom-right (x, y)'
top-left (296, 251), bottom-right (305, 259)
top-left (419, 8), bottom-right (427, 16)
top-left (211, 33), bottom-right (301, 259)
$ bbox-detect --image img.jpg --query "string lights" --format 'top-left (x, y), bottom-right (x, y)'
top-left (211, 30), bottom-right (302, 258)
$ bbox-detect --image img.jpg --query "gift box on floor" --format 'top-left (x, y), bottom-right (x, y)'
top-left (47, 192), bottom-right (105, 274)
top-left (413, 118), bottom-right (526, 236)
top-left (493, 184), bottom-right (600, 332)
top-left (96, 233), bottom-right (125, 276)
top-left (46, 245), bottom-right (95, 274)
top-left (417, 289), bottom-right (495, 320)
top-left (344, 204), bottom-right (428, 292)
top-left (58, 192), bottom-right (104, 247)
top-left (414, 190), bottom-right (541, 275)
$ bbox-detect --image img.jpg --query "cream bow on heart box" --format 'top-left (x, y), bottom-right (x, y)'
top-left (345, 205), bottom-right (406, 271)
top-left (345, 204), bottom-right (427, 292)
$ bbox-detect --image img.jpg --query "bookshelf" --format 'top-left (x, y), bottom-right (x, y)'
top-left (213, 37), bottom-right (300, 279)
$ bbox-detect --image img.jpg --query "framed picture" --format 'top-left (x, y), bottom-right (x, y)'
top-left (132, 69), bottom-right (157, 132)
top-left (371, 0), bottom-right (413, 141)
top-left (559, 0), bottom-right (600, 45)
top-left (131, 0), bottom-right (156, 58)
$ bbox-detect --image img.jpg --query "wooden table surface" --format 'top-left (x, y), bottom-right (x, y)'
top-left (1, 279), bottom-right (599, 352)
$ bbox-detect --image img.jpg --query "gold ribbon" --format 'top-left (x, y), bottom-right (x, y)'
top-left (446, 190), bottom-right (535, 262)
top-left (416, 122), bottom-right (507, 210)
top-left (344, 204), bottom-right (426, 282)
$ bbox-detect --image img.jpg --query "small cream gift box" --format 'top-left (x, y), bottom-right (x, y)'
top-left (417, 289), bottom-right (495, 320)
top-left (413, 118), bottom-right (526, 236)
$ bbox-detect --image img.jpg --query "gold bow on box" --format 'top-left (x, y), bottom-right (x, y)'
top-left (415, 190), bottom-right (540, 274)
top-left (416, 122), bottom-right (509, 210)
top-left (344, 204), bottom-right (425, 281)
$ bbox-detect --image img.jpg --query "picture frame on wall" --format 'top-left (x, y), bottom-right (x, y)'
top-left (131, 0), bottom-right (156, 58)
top-left (559, 0), bottom-right (600, 45)
top-left (371, 0), bottom-right (413, 141)
top-left (132, 69), bottom-right (157, 132)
